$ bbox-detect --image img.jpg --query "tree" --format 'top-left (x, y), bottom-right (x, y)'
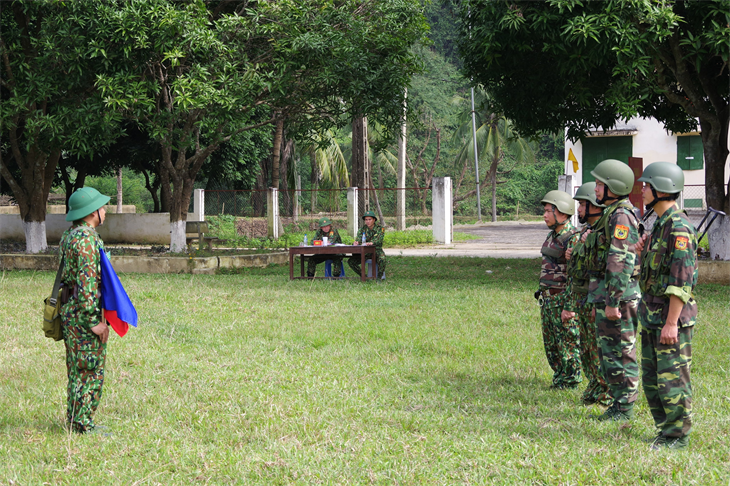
top-left (452, 90), bottom-right (535, 221)
top-left (95, 0), bottom-right (427, 251)
top-left (459, 1), bottom-right (729, 247)
top-left (0, 1), bottom-right (120, 252)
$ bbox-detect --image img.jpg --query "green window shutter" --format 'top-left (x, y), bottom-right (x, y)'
top-left (677, 136), bottom-right (690, 170)
top-left (581, 136), bottom-right (633, 184)
top-left (689, 136), bottom-right (704, 170)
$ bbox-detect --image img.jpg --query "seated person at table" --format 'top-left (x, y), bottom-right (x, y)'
top-left (348, 211), bottom-right (386, 279)
top-left (307, 217), bottom-right (343, 278)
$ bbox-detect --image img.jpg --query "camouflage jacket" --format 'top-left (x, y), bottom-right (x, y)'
top-left (539, 221), bottom-right (578, 291)
top-left (639, 203), bottom-right (698, 329)
top-left (356, 223), bottom-right (385, 251)
top-left (586, 199), bottom-right (641, 307)
top-left (312, 228), bottom-right (342, 245)
top-left (564, 224), bottom-right (592, 312)
top-left (59, 222), bottom-right (104, 328)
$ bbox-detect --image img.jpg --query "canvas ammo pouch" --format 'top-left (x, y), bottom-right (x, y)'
top-left (42, 257), bottom-right (65, 341)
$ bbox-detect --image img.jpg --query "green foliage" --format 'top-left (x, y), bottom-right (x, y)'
top-left (83, 169), bottom-right (155, 213)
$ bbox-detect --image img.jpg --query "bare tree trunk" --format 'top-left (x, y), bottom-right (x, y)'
top-left (272, 116), bottom-right (284, 190)
top-left (352, 117), bottom-right (367, 212)
top-left (116, 168), bottom-right (123, 213)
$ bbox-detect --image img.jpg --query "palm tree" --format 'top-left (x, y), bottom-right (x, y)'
top-left (452, 89), bottom-right (535, 222)
top-left (298, 129), bottom-right (349, 214)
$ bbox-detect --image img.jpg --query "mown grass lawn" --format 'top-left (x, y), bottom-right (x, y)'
top-left (1, 257), bottom-right (728, 485)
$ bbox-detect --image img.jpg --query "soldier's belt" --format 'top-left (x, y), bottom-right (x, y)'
top-left (540, 288), bottom-right (563, 298)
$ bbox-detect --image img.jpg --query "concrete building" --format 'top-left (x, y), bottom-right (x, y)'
top-left (564, 117), bottom-right (730, 214)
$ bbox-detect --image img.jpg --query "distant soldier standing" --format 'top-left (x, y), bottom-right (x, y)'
top-left (586, 159), bottom-right (642, 421)
top-left (538, 190), bottom-right (581, 389)
top-left (60, 187), bottom-right (111, 434)
top-left (637, 162), bottom-right (697, 450)
top-left (562, 182), bottom-right (611, 405)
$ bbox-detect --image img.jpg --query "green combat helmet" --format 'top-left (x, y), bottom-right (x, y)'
top-left (590, 159), bottom-right (635, 197)
top-left (637, 161), bottom-right (684, 194)
top-left (573, 182), bottom-right (605, 208)
top-left (362, 210), bottom-right (377, 220)
top-left (65, 187), bottom-right (111, 222)
top-left (318, 217), bottom-right (332, 227)
top-left (541, 190), bottom-right (575, 215)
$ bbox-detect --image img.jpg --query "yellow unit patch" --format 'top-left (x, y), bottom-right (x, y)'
top-left (675, 236), bottom-right (689, 250)
top-left (614, 224), bottom-right (629, 240)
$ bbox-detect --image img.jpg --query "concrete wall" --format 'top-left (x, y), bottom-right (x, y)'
top-left (0, 213), bottom-right (196, 245)
top-left (0, 204), bottom-right (137, 215)
top-left (565, 117), bottom-right (730, 194)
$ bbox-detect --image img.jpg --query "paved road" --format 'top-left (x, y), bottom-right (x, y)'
top-left (385, 221), bottom-right (546, 259)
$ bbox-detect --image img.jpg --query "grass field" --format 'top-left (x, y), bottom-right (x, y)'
top-left (1, 257), bottom-right (728, 485)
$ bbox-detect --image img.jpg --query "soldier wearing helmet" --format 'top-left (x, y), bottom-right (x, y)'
top-left (637, 162), bottom-right (697, 450)
top-left (349, 211), bottom-right (386, 280)
top-left (306, 217), bottom-right (343, 278)
top-left (585, 159), bottom-right (642, 422)
top-left (537, 190), bottom-right (581, 389)
top-left (561, 183), bottom-right (611, 406)
top-left (59, 187), bottom-right (111, 434)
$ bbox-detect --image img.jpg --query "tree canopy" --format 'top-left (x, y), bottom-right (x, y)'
top-left (459, 0), bottom-right (729, 213)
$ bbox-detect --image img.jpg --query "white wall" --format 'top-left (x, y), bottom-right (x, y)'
top-left (0, 213), bottom-right (196, 245)
top-left (565, 117), bottom-right (730, 193)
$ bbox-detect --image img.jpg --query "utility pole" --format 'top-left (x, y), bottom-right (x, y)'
top-left (470, 87), bottom-right (482, 222)
top-left (396, 89), bottom-right (407, 230)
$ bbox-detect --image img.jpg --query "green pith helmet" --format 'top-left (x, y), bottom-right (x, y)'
top-left (65, 187), bottom-right (111, 222)
top-left (362, 210), bottom-right (377, 221)
top-left (637, 162), bottom-right (684, 194)
top-left (318, 217), bottom-right (332, 227)
top-left (590, 159), bottom-right (635, 196)
top-left (541, 190), bottom-right (575, 215)
top-left (573, 182), bottom-right (605, 208)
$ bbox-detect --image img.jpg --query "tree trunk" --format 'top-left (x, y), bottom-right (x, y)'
top-left (141, 169), bottom-right (161, 213)
top-left (352, 117), bottom-right (367, 212)
top-left (490, 154), bottom-right (499, 223)
top-left (116, 168), bottom-right (123, 213)
top-left (159, 161), bottom-right (171, 213)
top-left (699, 116), bottom-right (730, 259)
top-left (0, 147), bottom-right (60, 253)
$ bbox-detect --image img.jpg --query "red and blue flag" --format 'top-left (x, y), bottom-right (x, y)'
top-left (100, 249), bottom-right (138, 337)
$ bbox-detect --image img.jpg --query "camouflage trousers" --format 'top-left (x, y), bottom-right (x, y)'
top-left (348, 250), bottom-right (386, 278)
top-left (641, 326), bottom-right (693, 438)
top-left (595, 300), bottom-right (639, 410)
top-left (575, 299), bottom-right (611, 405)
top-left (62, 307), bottom-right (107, 433)
top-left (306, 255), bottom-right (343, 277)
top-left (540, 292), bottom-right (581, 388)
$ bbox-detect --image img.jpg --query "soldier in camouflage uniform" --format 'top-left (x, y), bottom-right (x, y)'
top-left (349, 211), bottom-right (386, 279)
top-left (585, 159), bottom-right (642, 421)
top-left (306, 217), bottom-right (343, 277)
top-left (637, 162), bottom-right (697, 450)
top-left (538, 190), bottom-right (581, 389)
top-left (59, 187), bottom-right (111, 434)
top-left (562, 183), bottom-right (611, 405)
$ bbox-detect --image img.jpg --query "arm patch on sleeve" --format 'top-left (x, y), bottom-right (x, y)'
top-left (614, 224), bottom-right (629, 240)
top-left (675, 236), bottom-right (689, 250)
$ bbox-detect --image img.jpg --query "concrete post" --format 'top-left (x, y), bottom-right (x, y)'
top-left (267, 187), bottom-right (279, 239)
top-left (558, 174), bottom-right (577, 227)
top-left (396, 89), bottom-right (407, 230)
top-left (293, 175), bottom-right (301, 222)
top-left (347, 187), bottom-right (358, 238)
top-left (192, 189), bottom-right (205, 221)
top-left (432, 177), bottom-right (452, 244)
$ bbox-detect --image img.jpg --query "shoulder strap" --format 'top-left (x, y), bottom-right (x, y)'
top-left (51, 256), bottom-right (65, 301)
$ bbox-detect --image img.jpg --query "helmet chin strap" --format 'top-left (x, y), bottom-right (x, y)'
top-left (645, 186), bottom-right (675, 209)
top-left (547, 205), bottom-right (568, 230)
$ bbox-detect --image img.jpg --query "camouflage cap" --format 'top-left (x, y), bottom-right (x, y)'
top-left (362, 211), bottom-right (377, 220)
top-left (318, 217), bottom-right (332, 227)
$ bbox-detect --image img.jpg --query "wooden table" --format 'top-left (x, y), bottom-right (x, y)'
top-left (289, 245), bottom-right (377, 281)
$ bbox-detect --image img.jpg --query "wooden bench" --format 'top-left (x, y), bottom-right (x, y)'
top-left (185, 221), bottom-right (219, 250)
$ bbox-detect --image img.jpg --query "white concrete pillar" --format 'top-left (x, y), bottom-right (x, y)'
top-left (347, 187), bottom-right (358, 238)
top-left (558, 174), bottom-right (578, 227)
top-left (267, 187), bottom-right (279, 239)
top-left (396, 89), bottom-right (407, 231)
top-left (432, 177), bottom-right (452, 244)
top-left (192, 188), bottom-right (205, 221)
